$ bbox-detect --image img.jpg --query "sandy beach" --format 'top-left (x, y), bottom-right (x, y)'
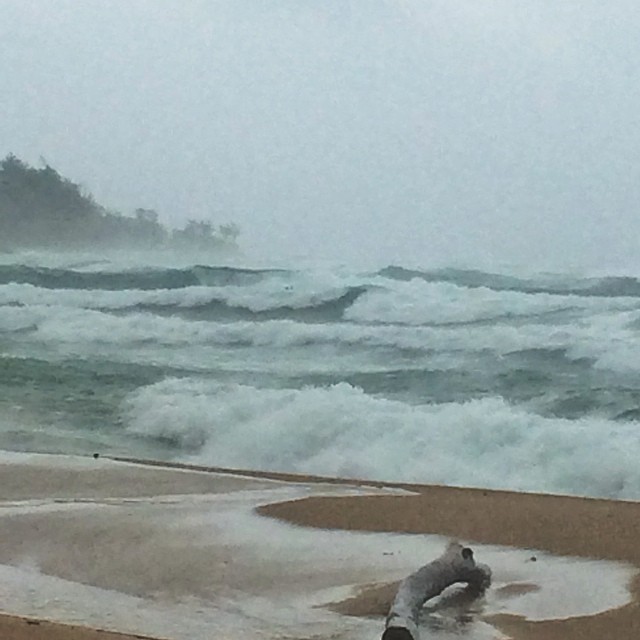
top-left (0, 455), bottom-right (638, 640)
top-left (0, 614), bottom-right (156, 640)
top-left (260, 482), bottom-right (640, 639)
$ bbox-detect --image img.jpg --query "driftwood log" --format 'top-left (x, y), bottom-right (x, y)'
top-left (383, 542), bottom-right (491, 640)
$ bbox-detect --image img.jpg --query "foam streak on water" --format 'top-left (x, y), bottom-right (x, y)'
top-left (1, 255), bottom-right (640, 498)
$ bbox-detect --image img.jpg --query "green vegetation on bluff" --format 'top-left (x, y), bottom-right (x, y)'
top-left (0, 154), bottom-right (239, 253)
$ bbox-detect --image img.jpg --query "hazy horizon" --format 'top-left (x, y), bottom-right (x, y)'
top-left (2, 1), bottom-right (640, 271)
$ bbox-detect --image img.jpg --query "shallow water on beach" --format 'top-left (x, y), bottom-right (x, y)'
top-left (0, 454), bottom-right (635, 640)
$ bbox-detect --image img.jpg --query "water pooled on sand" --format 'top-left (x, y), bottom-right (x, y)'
top-left (0, 454), bottom-right (634, 640)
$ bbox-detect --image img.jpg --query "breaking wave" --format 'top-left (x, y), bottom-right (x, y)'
top-left (122, 379), bottom-right (640, 500)
top-left (4, 257), bottom-right (640, 499)
top-left (378, 265), bottom-right (640, 298)
top-left (0, 264), bottom-right (288, 291)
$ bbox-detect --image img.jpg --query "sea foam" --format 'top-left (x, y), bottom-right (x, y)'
top-left (121, 378), bottom-right (640, 499)
top-left (4, 261), bottom-right (640, 499)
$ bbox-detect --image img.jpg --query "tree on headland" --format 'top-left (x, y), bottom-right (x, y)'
top-left (0, 154), bottom-right (104, 249)
top-left (0, 154), bottom-right (240, 254)
top-left (218, 222), bottom-right (240, 242)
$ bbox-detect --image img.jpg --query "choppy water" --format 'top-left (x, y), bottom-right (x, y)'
top-left (2, 253), bottom-right (640, 498)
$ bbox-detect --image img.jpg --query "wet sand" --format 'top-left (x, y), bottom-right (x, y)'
top-left (0, 454), bottom-right (639, 640)
top-left (0, 614), bottom-right (156, 640)
top-left (259, 484), bottom-right (640, 639)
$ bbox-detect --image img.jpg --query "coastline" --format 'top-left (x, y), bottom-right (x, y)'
top-left (0, 455), bottom-right (638, 640)
top-left (0, 614), bottom-right (158, 640)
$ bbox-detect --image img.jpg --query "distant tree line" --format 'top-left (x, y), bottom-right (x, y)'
top-left (0, 154), bottom-right (240, 253)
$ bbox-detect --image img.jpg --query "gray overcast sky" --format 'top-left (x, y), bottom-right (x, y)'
top-left (2, 0), bottom-right (640, 270)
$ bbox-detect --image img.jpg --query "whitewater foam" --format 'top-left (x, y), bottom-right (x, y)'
top-left (120, 379), bottom-right (640, 499)
top-left (3, 259), bottom-right (640, 499)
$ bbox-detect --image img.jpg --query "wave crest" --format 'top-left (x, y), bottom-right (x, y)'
top-left (122, 379), bottom-right (640, 499)
top-left (377, 265), bottom-right (640, 298)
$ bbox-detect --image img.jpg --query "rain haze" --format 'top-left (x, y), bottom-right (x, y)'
top-left (2, 0), bottom-right (640, 270)
top-left (7, 8), bottom-right (640, 639)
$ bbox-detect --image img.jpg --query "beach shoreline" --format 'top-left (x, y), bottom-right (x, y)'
top-left (258, 479), bottom-right (640, 640)
top-left (0, 454), bottom-right (638, 640)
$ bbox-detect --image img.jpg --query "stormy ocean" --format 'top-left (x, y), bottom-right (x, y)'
top-left (1, 253), bottom-right (640, 500)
